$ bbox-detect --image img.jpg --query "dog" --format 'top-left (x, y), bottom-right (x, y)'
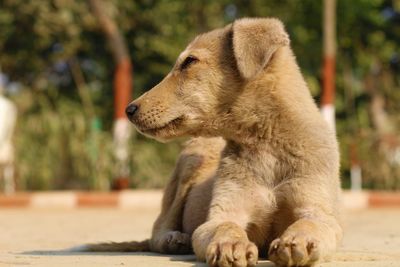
top-left (84, 17), bottom-right (343, 267)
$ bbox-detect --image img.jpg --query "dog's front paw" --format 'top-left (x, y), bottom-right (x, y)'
top-left (268, 233), bottom-right (320, 267)
top-left (159, 231), bottom-right (192, 254)
top-left (206, 240), bottom-right (258, 267)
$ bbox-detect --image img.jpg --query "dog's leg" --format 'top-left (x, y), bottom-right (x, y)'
top-left (149, 167), bottom-right (193, 254)
top-left (193, 220), bottom-right (259, 267)
top-left (268, 216), bottom-right (341, 267)
top-left (192, 176), bottom-right (275, 267)
top-left (150, 137), bottom-right (224, 254)
top-left (269, 179), bottom-right (342, 266)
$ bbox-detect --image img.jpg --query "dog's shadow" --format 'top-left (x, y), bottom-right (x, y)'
top-left (20, 250), bottom-right (275, 267)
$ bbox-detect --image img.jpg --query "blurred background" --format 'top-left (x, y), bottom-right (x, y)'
top-left (0, 0), bottom-right (399, 192)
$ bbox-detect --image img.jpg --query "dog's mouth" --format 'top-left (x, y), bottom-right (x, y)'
top-left (139, 116), bottom-right (185, 136)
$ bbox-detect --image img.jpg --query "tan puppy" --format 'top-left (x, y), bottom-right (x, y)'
top-left (86, 18), bottom-right (342, 267)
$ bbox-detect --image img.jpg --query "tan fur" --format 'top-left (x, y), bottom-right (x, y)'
top-left (87, 18), bottom-right (342, 267)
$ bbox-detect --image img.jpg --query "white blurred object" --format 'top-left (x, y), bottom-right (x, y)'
top-left (0, 87), bottom-right (17, 194)
top-left (350, 164), bottom-right (362, 191)
top-left (113, 118), bottom-right (132, 178)
top-left (320, 104), bottom-right (336, 132)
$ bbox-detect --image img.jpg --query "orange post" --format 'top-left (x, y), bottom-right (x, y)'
top-left (321, 0), bottom-right (336, 132)
top-left (114, 59), bottom-right (133, 120)
top-left (89, 0), bottom-right (133, 190)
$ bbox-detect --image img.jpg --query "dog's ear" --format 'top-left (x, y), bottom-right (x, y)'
top-left (232, 18), bottom-right (290, 80)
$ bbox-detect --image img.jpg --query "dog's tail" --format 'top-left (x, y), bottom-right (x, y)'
top-left (68, 239), bottom-right (151, 252)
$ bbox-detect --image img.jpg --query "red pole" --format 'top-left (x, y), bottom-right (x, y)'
top-left (321, 0), bottom-right (336, 132)
top-left (89, 0), bottom-right (133, 190)
top-left (112, 57), bottom-right (133, 190)
top-left (114, 59), bottom-right (132, 120)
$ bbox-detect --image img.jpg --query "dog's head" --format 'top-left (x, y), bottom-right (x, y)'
top-left (126, 18), bottom-right (289, 141)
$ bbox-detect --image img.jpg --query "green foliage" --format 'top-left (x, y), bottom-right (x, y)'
top-left (0, 0), bottom-right (399, 190)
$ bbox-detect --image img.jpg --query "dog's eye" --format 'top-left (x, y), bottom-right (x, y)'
top-left (180, 56), bottom-right (198, 71)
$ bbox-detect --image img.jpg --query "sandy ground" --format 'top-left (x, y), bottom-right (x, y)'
top-left (0, 207), bottom-right (399, 267)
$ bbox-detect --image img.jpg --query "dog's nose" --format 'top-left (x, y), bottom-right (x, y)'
top-left (125, 104), bottom-right (138, 118)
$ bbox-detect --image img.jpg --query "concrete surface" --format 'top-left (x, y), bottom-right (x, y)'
top-left (0, 207), bottom-right (399, 267)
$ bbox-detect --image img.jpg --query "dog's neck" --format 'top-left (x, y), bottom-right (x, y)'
top-left (213, 47), bottom-right (322, 154)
